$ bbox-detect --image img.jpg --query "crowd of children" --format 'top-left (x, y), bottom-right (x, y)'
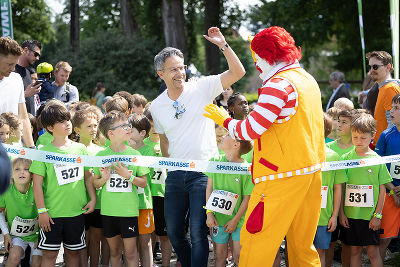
top-left (0, 86), bottom-right (400, 267)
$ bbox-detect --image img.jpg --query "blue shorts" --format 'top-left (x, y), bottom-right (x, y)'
top-left (211, 226), bottom-right (241, 244)
top-left (314, 226), bottom-right (332, 249)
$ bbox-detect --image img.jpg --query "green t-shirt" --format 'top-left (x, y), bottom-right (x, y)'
top-left (326, 140), bottom-right (354, 157)
top-left (318, 147), bottom-right (347, 226)
top-left (93, 146), bottom-right (149, 217)
top-left (0, 184), bottom-right (38, 242)
top-left (342, 148), bottom-right (392, 220)
top-left (36, 131), bottom-right (53, 148)
top-left (144, 138), bottom-right (166, 197)
top-left (206, 155), bottom-right (254, 228)
top-left (86, 143), bottom-right (104, 210)
top-left (137, 145), bottom-right (154, 209)
top-left (29, 141), bottom-right (88, 218)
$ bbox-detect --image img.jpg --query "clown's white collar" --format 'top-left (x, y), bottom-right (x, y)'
top-left (260, 60), bottom-right (300, 83)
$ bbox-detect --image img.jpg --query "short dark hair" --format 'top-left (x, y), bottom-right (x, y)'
top-left (40, 100), bottom-right (71, 133)
top-left (132, 94), bottom-right (147, 108)
top-left (366, 51), bottom-right (392, 66)
top-left (238, 140), bottom-right (253, 156)
top-left (1, 113), bottom-right (20, 130)
top-left (0, 115), bottom-right (7, 128)
top-left (323, 113), bottom-right (333, 138)
top-left (0, 37), bottom-right (23, 56)
top-left (104, 96), bottom-right (129, 114)
top-left (351, 113), bottom-right (376, 134)
top-left (227, 92), bottom-right (244, 108)
top-left (143, 107), bottom-right (153, 122)
top-left (72, 110), bottom-right (98, 129)
top-left (338, 109), bottom-right (355, 120)
top-left (99, 111), bottom-right (127, 139)
top-left (21, 40), bottom-right (42, 50)
top-left (128, 113), bottom-right (151, 138)
top-left (392, 93), bottom-right (400, 105)
top-left (114, 91), bottom-right (135, 111)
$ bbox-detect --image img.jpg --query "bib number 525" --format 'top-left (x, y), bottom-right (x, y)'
top-left (109, 177), bottom-right (129, 188)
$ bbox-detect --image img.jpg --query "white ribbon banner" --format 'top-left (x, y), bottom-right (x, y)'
top-left (4, 144), bottom-right (400, 175)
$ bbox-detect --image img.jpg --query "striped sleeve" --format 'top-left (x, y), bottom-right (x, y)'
top-left (227, 78), bottom-right (296, 141)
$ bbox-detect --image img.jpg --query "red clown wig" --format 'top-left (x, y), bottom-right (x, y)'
top-left (251, 26), bottom-right (302, 65)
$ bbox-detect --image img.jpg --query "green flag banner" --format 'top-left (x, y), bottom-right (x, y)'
top-left (1, 0), bottom-right (13, 39)
top-left (390, 0), bottom-right (399, 79)
top-left (357, 0), bottom-right (366, 77)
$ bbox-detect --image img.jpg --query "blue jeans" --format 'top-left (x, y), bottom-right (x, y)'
top-left (164, 171), bottom-right (209, 267)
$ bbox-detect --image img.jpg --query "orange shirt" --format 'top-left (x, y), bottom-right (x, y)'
top-left (373, 82), bottom-right (400, 145)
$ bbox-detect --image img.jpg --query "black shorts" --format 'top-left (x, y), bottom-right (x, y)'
top-left (153, 196), bottom-right (167, 236)
top-left (339, 218), bottom-right (380, 246)
top-left (102, 216), bottom-right (139, 239)
top-left (331, 226), bottom-right (340, 242)
top-left (87, 209), bottom-right (103, 229)
top-left (38, 214), bottom-right (86, 251)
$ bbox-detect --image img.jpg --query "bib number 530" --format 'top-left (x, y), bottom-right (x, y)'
top-left (205, 190), bottom-right (239, 215)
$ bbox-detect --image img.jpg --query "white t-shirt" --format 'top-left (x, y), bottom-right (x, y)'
top-left (0, 72), bottom-right (25, 115)
top-left (150, 75), bottom-right (223, 160)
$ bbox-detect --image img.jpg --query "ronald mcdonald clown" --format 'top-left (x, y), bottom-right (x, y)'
top-left (204, 26), bottom-right (325, 266)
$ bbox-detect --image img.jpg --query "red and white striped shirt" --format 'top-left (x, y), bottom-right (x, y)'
top-left (225, 62), bottom-right (300, 140)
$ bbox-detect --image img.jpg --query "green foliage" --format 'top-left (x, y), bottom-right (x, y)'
top-left (247, 0), bottom-right (391, 79)
top-left (43, 30), bottom-right (163, 101)
top-left (11, 0), bottom-right (53, 44)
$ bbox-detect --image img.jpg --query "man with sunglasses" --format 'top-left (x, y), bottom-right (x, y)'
top-left (365, 51), bottom-right (400, 146)
top-left (150, 27), bottom-right (245, 267)
top-left (14, 39), bottom-right (42, 116)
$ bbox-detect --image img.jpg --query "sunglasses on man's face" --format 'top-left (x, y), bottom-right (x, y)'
top-left (367, 64), bottom-right (384, 71)
top-left (29, 49), bottom-right (40, 58)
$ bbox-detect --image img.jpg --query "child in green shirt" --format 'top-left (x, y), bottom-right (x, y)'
top-left (326, 109), bottom-right (354, 157)
top-left (339, 113), bottom-right (392, 267)
top-left (29, 100), bottom-right (96, 266)
top-left (72, 108), bottom-right (109, 267)
top-left (206, 134), bottom-right (254, 267)
top-left (93, 110), bottom-right (148, 267)
top-left (128, 113), bottom-right (155, 267)
top-left (0, 158), bottom-right (41, 267)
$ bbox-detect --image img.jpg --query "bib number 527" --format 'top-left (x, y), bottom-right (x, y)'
top-left (61, 167), bottom-right (79, 179)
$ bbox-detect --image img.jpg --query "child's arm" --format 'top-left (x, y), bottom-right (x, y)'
top-left (328, 183), bottom-right (342, 232)
top-left (93, 166), bottom-right (111, 188)
top-left (82, 170), bottom-right (97, 214)
top-left (206, 177), bottom-right (218, 228)
top-left (0, 210), bottom-right (12, 252)
top-left (369, 184), bottom-right (386, 231)
top-left (339, 183), bottom-right (349, 228)
top-left (224, 195), bottom-right (250, 233)
top-left (33, 173), bottom-right (54, 232)
top-left (112, 161), bottom-right (147, 188)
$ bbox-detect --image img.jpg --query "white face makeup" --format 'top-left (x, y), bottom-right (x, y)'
top-left (255, 53), bottom-right (275, 80)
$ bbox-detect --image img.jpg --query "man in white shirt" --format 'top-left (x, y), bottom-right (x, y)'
top-left (0, 37), bottom-right (34, 147)
top-left (150, 27), bottom-right (245, 267)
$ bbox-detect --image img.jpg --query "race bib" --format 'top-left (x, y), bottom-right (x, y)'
top-left (345, 184), bottom-right (374, 207)
top-left (390, 162), bottom-right (400, 180)
top-left (151, 168), bottom-right (166, 184)
top-left (10, 216), bottom-right (38, 237)
top-left (205, 190), bottom-right (239, 215)
top-left (137, 186), bottom-right (144, 194)
top-left (321, 186), bottom-right (328, 209)
top-left (106, 172), bottom-right (132, 193)
top-left (54, 164), bottom-right (83, 186)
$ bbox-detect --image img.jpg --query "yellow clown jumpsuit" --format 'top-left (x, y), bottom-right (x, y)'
top-left (237, 68), bottom-right (326, 267)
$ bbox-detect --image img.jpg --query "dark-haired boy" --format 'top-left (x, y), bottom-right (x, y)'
top-left (375, 93), bottom-right (400, 261)
top-left (128, 113), bottom-right (155, 267)
top-left (93, 110), bottom-right (148, 267)
top-left (29, 100), bottom-right (96, 266)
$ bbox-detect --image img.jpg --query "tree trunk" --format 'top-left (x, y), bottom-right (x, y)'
top-left (161, 0), bottom-right (187, 55)
top-left (70, 0), bottom-right (79, 52)
top-left (204, 0), bottom-right (221, 75)
top-left (119, 0), bottom-right (140, 36)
